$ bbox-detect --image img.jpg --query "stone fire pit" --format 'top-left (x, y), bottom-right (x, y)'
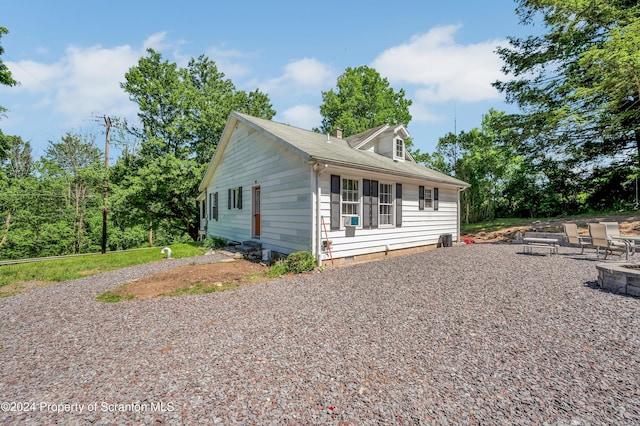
top-left (596, 263), bottom-right (640, 296)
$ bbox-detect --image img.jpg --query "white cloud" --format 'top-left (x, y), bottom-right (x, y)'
top-left (372, 25), bottom-right (506, 104)
top-left (3, 33), bottom-right (176, 130)
top-left (205, 46), bottom-right (250, 79)
top-left (55, 44), bottom-right (141, 120)
top-left (143, 31), bottom-right (169, 51)
top-left (261, 58), bottom-right (334, 94)
top-left (409, 102), bottom-right (445, 124)
top-left (279, 104), bottom-right (320, 130)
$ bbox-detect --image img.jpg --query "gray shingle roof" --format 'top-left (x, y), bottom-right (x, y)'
top-left (233, 111), bottom-right (469, 188)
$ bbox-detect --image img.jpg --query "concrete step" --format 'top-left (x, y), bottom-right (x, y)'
top-left (234, 241), bottom-right (262, 254)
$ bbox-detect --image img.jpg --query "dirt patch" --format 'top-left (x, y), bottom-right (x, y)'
top-left (108, 259), bottom-right (268, 300)
top-left (0, 281), bottom-right (50, 298)
top-left (464, 214), bottom-right (640, 242)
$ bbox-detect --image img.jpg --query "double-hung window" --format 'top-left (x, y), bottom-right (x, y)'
top-left (419, 186), bottom-right (437, 211)
top-left (393, 137), bottom-right (405, 161)
top-left (341, 178), bottom-right (359, 225)
top-left (379, 183), bottom-right (393, 225)
top-left (425, 188), bottom-right (433, 209)
top-left (210, 192), bottom-right (218, 220)
top-left (228, 187), bottom-right (242, 210)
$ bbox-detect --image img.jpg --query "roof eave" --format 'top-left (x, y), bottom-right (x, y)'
top-left (309, 156), bottom-right (470, 188)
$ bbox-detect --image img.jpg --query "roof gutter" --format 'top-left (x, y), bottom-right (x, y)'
top-left (306, 156), bottom-right (469, 189)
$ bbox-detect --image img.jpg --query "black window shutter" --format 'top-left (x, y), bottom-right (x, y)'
top-left (214, 192), bottom-right (218, 220)
top-left (434, 187), bottom-right (439, 211)
top-left (330, 175), bottom-right (340, 230)
top-left (371, 180), bottom-right (379, 229)
top-left (419, 185), bottom-right (425, 211)
top-left (237, 187), bottom-right (242, 209)
top-left (396, 183), bottom-right (402, 227)
top-left (228, 189), bottom-right (231, 209)
top-left (362, 179), bottom-right (371, 229)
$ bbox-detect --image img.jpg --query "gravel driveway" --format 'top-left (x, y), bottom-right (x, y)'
top-left (1, 244), bottom-right (639, 424)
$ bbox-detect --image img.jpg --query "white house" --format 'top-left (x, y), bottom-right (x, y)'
top-left (198, 111), bottom-right (469, 265)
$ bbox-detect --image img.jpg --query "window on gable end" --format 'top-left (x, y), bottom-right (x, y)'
top-left (210, 192), bottom-right (218, 220)
top-left (228, 187), bottom-right (242, 210)
top-left (394, 137), bottom-right (405, 161)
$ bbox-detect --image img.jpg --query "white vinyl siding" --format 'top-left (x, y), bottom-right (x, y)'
top-left (204, 124), bottom-right (312, 255)
top-left (320, 169), bottom-right (461, 260)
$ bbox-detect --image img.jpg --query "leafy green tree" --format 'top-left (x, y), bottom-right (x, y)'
top-left (43, 132), bottom-right (103, 253)
top-left (422, 110), bottom-right (521, 222)
top-left (118, 49), bottom-right (275, 240)
top-left (121, 49), bottom-right (275, 161)
top-left (0, 26), bottom-right (18, 118)
top-left (494, 0), bottom-right (640, 169)
top-left (0, 135), bottom-right (62, 259)
top-left (317, 66), bottom-right (412, 138)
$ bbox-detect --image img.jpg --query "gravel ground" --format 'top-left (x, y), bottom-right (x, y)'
top-left (1, 244), bottom-right (640, 425)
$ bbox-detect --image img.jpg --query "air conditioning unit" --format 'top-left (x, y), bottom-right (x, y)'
top-left (343, 216), bottom-right (359, 227)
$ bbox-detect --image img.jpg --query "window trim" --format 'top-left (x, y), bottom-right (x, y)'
top-left (393, 137), bottom-right (405, 161)
top-left (378, 181), bottom-right (394, 227)
top-left (210, 192), bottom-right (218, 220)
top-left (228, 187), bottom-right (242, 210)
top-left (340, 176), bottom-right (362, 229)
top-left (424, 187), bottom-right (433, 209)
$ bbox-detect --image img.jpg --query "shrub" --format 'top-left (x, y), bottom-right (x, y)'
top-left (266, 261), bottom-right (289, 278)
top-left (284, 251), bottom-right (315, 274)
top-left (265, 251), bottom-right (315, 278)
top-left (203, 237), bottom-right (228, 250)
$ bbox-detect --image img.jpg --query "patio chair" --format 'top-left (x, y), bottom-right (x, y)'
top-left (599, 221), bottom-right (620, 237)
top-left (600, 221), bottom-right (635, 256)
top-left (588, 223), bottom-right (629, 260)
top-left (563, 223), bottom-right (591, 254)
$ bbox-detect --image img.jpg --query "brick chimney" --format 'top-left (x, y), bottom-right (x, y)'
top-left (334, 128), bottom-right (343, 139)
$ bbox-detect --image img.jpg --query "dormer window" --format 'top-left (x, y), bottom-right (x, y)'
top-left (394, 137), bottom-right (405, 161)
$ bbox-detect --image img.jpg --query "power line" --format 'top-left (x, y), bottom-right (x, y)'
top-left (4, 54), bottom-right (58, 95)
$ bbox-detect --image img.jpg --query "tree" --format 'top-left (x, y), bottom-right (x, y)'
top-left (118, 50), bottom-right (275, 240)
top-left (43, 132), bottom-right (103, 253)
top-left (0, 26), bottom-right (18, 118)
top-left (0, 134), bottom-right (47, 259)
top-left (494, 0), bottom-right (640, 170)
top-left (421, 110), bottom-right (522, 222)
top-left (317, 66), bottom-right (412, 138)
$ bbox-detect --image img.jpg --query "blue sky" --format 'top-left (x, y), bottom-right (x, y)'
top-left (1, 0), bottom-right (533, 159)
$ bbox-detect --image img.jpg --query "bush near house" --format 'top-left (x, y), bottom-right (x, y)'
top-left (203, 237), bottom-right (228, 250)
top-left (285, 251), bottom-right (315, 274)
top-left (267, 250), bottom-right (315, 277)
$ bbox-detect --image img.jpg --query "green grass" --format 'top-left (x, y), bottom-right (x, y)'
top-left (461, 210), bottom-right (640, 235)
top-left (0, 243), bottom-right (206, 296)
top-left (159, 282), bottom-right (240, 297)
top-left (96, 292), bottom-right (135, 303)
top-left (461, 217), bottom-right (539, 234)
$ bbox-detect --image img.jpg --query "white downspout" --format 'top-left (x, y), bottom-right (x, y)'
top-left (314, 163), bottom-right (329, 267)
top-left (457, 187), bottom-right (463, 243)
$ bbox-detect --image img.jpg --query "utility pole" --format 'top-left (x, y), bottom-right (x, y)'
top-left (102, 116), bottom-right (111, 254)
